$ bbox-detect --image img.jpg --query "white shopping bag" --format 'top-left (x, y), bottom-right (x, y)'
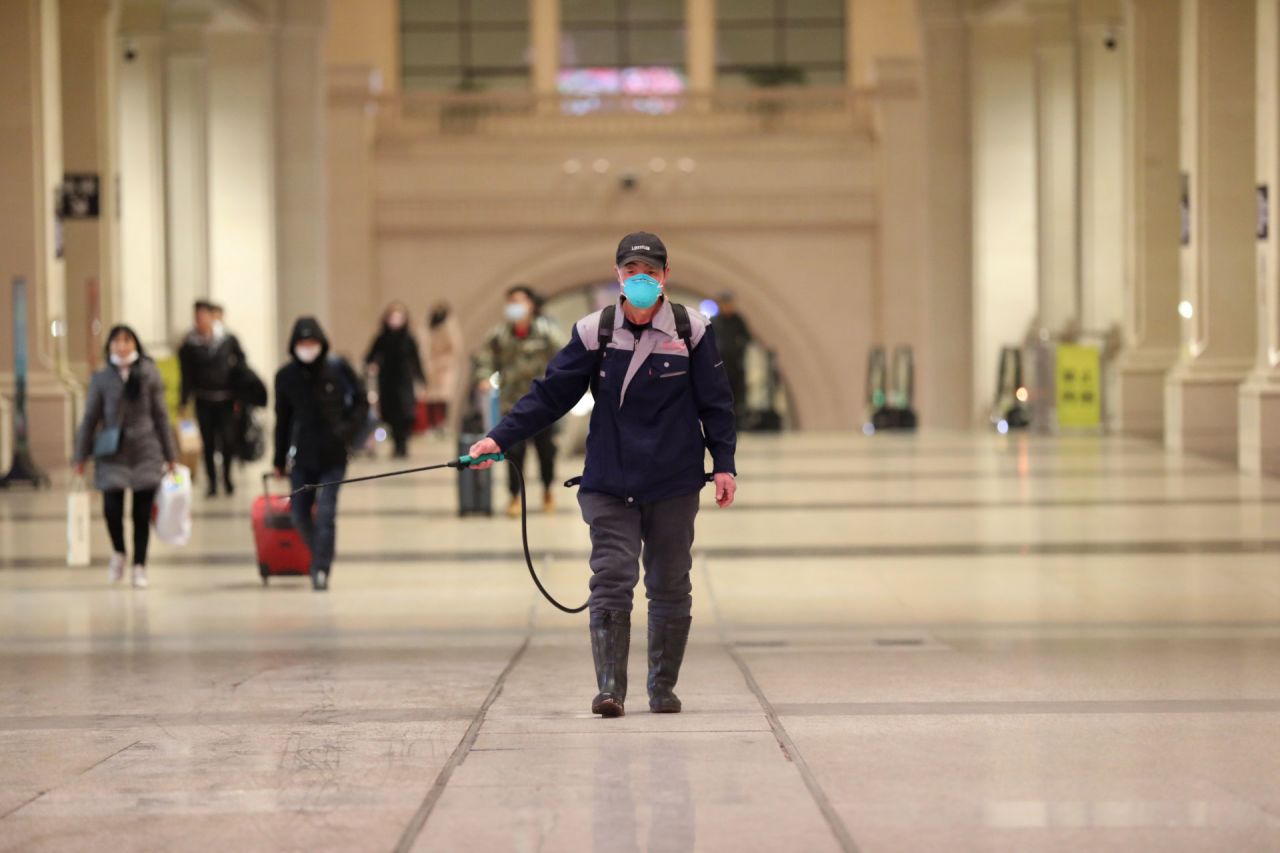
top-left (67, 479), bottom-right (91, 567)
top-left (153, 465), bottom-right (193, 546)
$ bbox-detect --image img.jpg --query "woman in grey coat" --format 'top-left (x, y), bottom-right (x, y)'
top-left (74, 325), bottom-right (177, 588)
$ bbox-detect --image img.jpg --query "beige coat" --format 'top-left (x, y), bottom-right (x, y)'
top-left (424, 315), bottom-right (464, 404)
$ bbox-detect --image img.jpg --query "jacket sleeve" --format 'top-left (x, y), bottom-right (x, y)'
top-left (178, 342), bottom-right (192, 407)
top-left (149, 364), bottom-right (177, 463)
top-left (488, 326), bottom-right (594, 452)
top-left (272, 369), bottom-right (292, 471)
top-left (74, 375), bottom-right (104, 464)
top-left (410, 336), bottom-right (427, 385)
top-left (364, 333), bottom-right (382, 368)
top-left (472, 327), bottom-right (498, 384)
top-left (690, 325), bottom-right (738, 476)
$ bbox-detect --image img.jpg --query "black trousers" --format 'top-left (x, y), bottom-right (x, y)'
top-left (506, 428), bottom-right (558, 497)
top-left (103, 489), bottom-right (157, 565)
top-left (195, 399), bottom-right (237, 489)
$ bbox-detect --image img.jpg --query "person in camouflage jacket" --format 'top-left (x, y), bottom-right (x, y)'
top-left (474, 285), bottom-right (568, 515)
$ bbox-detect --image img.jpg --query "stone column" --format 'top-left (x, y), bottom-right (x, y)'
top-left (206, 29), bottom-right (278, 371)
top-left (325, 66), bottom-right (379, 361)
top-left (917, 0), bottom-right (974, 427)
top-left (59, 0), bottom-right (115, 376)
top-left (1240, 0), bottom-right (1280, 474)
top-left (873, 58), bottom-right (930, 418)
top-left (531, 0), bottom-right (559, 96)
top-left (1077, 1), bottom-right (1125, 335)
top-left (1114, 0), bottom-right (1181, 438)
top-left (687, 0), bottom-right (715, 92)
top-left (1030, 0), bottom-right (1081, 336)
top-left (164, 8), bottom-right (209, 350)
top-left (275, 0), bottom-right (329, 355)
top-left (1165, 0), bottom-right (1256, 459)
top-left (0, 0), bottom-right (75, 468)
top-left (115, 1), bottom-right (169, 352)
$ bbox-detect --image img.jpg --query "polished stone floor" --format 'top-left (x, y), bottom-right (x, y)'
top-left (2, 431), bottom-right (1279, 852)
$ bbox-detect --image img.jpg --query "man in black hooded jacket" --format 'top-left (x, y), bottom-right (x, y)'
top-left (272, 317), bottom-right (368, 591)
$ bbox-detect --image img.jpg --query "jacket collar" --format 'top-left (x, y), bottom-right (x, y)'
top-left (615, 296), bottom-right (677, 339)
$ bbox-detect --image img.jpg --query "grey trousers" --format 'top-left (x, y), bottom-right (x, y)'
top-left (577, 489), bottom-right (701, 627)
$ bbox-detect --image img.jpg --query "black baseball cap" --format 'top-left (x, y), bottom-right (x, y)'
top-left (616, 231), bottom-right (668, 269)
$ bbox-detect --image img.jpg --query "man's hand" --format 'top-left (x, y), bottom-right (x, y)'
top-left (467, 437), bottom-right (503, 470)
top-left (165, 461), bottom-right (177, 475)
top-left (714, 473), bottom-right (736, 508)
top-left (272, 467), bottom-right (287, 479)
top-left (73, 461), bottom-right (86, 478)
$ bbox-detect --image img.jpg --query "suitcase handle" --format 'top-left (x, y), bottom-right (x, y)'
top-left (261, 472), bottom-right (291, 511)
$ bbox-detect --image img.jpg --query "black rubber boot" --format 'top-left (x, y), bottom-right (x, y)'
top-left (647, 615), bottom-right (692, 714)
top-left (590, 610), bottom-right (630, 718)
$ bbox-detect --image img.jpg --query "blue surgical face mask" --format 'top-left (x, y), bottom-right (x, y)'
top-left (622, 274), bottom-right (662, 309)
top-left (505, 302), bottom-right (530, 324)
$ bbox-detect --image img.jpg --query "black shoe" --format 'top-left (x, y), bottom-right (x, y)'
top-left (224, 480), bottom-right (235, 496)
top-left (206, 484), bottom-right (218, 498)
top-left (312, 570), bottom-right (329, 591)
top-left (648, 615), bottom-right (692, 714)
top-left (590, 610), bottom-right (630, 718)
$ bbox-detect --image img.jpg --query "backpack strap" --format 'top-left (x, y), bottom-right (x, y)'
top-left (670, 302), bottom-right (694, 354)
top-left (592, 305), bottom-right (616, 397)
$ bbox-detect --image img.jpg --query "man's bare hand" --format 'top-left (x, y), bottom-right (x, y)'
top-left (467, 437), bottom-right (503, 470)
top-left (714, 473), bottom-right (736, 508)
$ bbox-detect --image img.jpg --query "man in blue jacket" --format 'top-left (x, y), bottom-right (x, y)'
top-left (469, 232), bottom-right (738, 718)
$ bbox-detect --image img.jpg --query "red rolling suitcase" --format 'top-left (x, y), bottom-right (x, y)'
top-left (252, 474), bottom-right (312, 585)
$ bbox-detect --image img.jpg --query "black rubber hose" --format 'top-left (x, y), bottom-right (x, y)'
top-left (505, 458), bottom-right (589, 614)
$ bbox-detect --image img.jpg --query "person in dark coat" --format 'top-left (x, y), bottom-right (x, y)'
top-left (711, 292), bottom-right (753, 426)
top-left (273, 317), bottom-right (368, 591)
top-left (178, 300), bottom-right (246, 497)
top-left (74, 325), bottom-right (177, 588)
top-left (364, 302), bottom-right (426, 459)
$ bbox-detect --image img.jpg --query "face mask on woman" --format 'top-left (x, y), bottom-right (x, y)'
top-left (109, 351), bottom-right (139, 368)
top-left (505, 302), bottom-right (531, 324)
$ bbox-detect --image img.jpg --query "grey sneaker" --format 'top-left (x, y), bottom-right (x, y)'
top-left (313, 570), bottom-right (329, 591)
top-left (131, 565), bottom-right (149, 589)
top-left (108, 552), bottom-right (126, 584)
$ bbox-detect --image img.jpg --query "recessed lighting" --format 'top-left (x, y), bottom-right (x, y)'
top-left (593, 159), bottom-right (610, 174)
top-left (1178, 300), bottom-right (1194, 319)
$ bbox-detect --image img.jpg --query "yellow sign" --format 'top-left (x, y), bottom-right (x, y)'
top-left (155, 356), bottom-right (183, 420)
top-left (1055, 344), bottom-right (1101, 429)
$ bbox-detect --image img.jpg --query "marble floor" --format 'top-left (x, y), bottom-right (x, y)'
top-left (2, 431), bottom-right (1279, 852)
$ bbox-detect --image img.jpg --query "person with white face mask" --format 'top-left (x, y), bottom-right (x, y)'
top-left (74, 325), bottom-right (177, 588)
top-left (364, 301), bottom-right (426, 459)
top-left (271, 317), bottom-right (369, 591)
top-left (474, 285), bottom-right (567, 517)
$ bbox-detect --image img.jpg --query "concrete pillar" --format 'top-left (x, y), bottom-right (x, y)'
top-left (116, 4), bottom-right (169, 352)
top-left (275, 0), bottom-right (329, 358)
top-left (917, 0), bottom-right (974, 426)
top-left (1240, 0), bottom-right (1280, 474)
top-left (687, 0), bottom-right (715, 93)
top-left (970, 18), bottom-right (1038, 424)
top-left (0, 0), bottom-right (75, 468)
top-left (164, 9), bottom-right (209, 349)
top-left (59, 0), bottom-right (115, 377)
top-left (1165, 0), bottom-right (1256, 459)
top-left (531, 0), bottom-right (559, 96)
top-left (1030, 0), bottom-right (1081, 335)
top-left (206, 30), bottom-right (278, 372)
top-left (873, 58), bottom-right (930, 416)
top-left (1115, 0), bottom-right (1181, 439)
top-left (325, 66), bottom-right (379, 362)
top-left (1077, 0), bottom-right (1125, 336)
